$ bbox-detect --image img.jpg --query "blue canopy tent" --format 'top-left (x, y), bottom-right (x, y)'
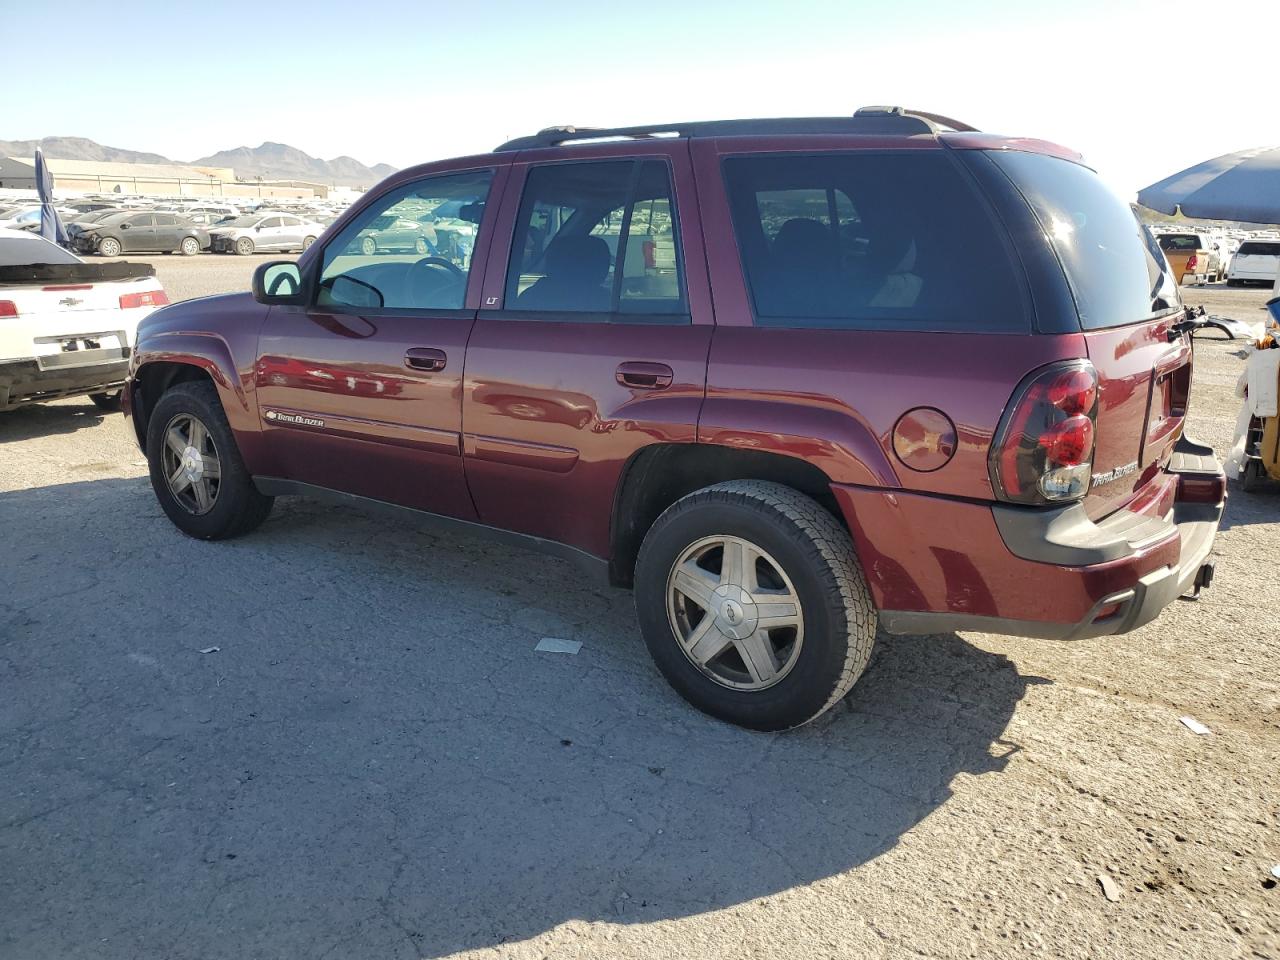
top-left (35, 148), bottom-right (68, 247)
top-left (1138, 146), bottom-right (1280, 224)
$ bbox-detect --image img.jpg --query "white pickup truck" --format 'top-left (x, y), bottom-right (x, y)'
top-left (0, 228), bottom-right (169, 412)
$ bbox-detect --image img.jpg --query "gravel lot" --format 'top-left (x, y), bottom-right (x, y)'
top-left (1, 262), bottom-right (1278, 960)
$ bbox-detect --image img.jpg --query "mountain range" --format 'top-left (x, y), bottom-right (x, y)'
top-left (0, 136), bottom-right (397, 188)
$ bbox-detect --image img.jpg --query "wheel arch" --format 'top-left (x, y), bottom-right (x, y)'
top-left (129, 336), bottom-right (251, 450)
top-left (608, 442), bottom-right (847, 588)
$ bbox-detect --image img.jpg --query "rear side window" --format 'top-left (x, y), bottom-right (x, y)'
top-left (1238, 241), bottom-right (1280, 256)
top-left (505, 160), bottom-right (686, 320)
top-left (722, 152), bottom-right (1027, 331)
top-left (990, 151), bottom-right (1180, 329)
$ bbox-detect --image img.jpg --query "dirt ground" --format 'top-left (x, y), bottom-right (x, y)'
top-left (1, 265), bottom-right (1277, 960)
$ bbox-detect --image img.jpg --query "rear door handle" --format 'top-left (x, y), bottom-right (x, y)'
top-left (616, 361), bottom-right (673, 390)
top-left (405, 347), bottom-right (447, 372)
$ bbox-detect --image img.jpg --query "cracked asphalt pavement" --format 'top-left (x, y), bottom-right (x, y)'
top-left (1, 261), bottom-right (1278, 959)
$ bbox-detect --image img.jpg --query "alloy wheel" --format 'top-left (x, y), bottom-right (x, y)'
top-left (161, 413), bottom-right (222, 515)
top-left (666, 535), bottom-right (805, 690)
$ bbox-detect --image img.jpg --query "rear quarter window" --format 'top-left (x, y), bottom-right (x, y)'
top-left (722, 151), bottom-right (1030, 332)
top-left (989, 151), bottom-right (1180, 330)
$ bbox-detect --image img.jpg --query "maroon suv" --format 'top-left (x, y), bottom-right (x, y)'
top-left (124, 107), bottom-right (1225, 731)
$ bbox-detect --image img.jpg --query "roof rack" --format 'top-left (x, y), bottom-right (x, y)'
top-left (493, 106), bottom-right (978, 152)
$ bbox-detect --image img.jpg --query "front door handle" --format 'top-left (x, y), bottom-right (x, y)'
top-left (616, 361), bottom-right (673, 390)
top-left (405, 347), bottom-right (447, 372)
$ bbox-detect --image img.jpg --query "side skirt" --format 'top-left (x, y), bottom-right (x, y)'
top-left (252, 476), bottom-right (613, 583)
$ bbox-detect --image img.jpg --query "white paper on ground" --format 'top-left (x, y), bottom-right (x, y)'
top-left (535, 637), bottom-right (582, 655)
top-left (1179, 715), bottom-right (1212, 735)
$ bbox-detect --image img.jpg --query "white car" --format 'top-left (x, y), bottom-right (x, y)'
top-left (0, 228), bottom-right (169, 411)
top-left (208, 213), bottom-right (325, 255)
top-left (1226, 240), bottom-right (1280, 286)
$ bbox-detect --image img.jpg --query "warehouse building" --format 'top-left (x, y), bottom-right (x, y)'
top-left (0, 157), bottom-right (323, 199)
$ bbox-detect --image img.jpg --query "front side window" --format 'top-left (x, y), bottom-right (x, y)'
top-left (723, 152), bottom-right (1028, 331)
top-left (317, 170), bottom-right (492, 311)
top-left (505, 159), bottom-right (685, 319)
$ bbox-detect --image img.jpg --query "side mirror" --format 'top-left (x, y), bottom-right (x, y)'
top-left (120, 223), bottom-right (130, 230)
top-left (253, 261), bottom-right (304, 305)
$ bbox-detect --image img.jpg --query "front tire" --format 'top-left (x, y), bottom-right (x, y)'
top-left (360, 236), bottom-right (377, 256)
top-left (145, 380), bottom-right (273, 539)
top-left (634, 480), bottom-right (876, 731)
top-left (98, 237), bottom-right (121, 257)
top-left (234, 237), bottom-right (255, 256)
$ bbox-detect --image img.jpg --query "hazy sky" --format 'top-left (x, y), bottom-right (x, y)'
top-left (5, 0), bottom-right (1277, 197)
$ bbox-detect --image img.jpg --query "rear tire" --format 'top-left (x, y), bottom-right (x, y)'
top-left (634, 480), bottom-right (877, 731)
top-left (1241, 459), bottom-right (1268, 493)
top-left (361, 236), bottom-right (377, 256)
top-left (89, 390), bottom-right (121, 411)
top-left (302, 236), bottom-right (316, 250)
top-left (145, 380), bottom-right (274, 540)
top-left (180, 236), bottom-right (200, 256)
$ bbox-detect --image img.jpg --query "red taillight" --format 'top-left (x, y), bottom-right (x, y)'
top-left (119, 289), bottom-right (170, 309)
top-left (0, 300), bottom-right (16, 317)
top-left (1186, 254), bottom-right (1198, 270)
top-left (990, 360), bottom-right (1099, 504)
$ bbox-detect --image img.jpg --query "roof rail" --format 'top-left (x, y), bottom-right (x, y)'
top-left (493, 107), bottom-right (978, 151)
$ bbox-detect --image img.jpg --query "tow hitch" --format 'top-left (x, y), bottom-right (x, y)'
top-left (1180, 561), bottom-right (1215, 601)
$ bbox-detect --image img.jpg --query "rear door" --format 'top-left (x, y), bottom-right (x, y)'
top-left (462, 144), bottom-right (713, 558)
top-left (985, 150), bottom-right (1190, 519)
top-left (254, 165), bottom-right (504, 519)
top-left (153, 213), bottom-right (182, 251)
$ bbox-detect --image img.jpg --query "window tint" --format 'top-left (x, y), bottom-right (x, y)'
top-left (1238, 241), bottom-right (1280, 256)
top-left (1158, 234), bottom-right (1201, 251)
top-left (991, 151), bottom-right (1180, 329)
top-left (259, 217), bottom-right (282, 229)
top-left (723, 152), bottom-right (1027, 331)
top-left (317, 170), bottom-right (491, 311)
top-left (154, 214), bottom-right (178, 226)
top-left (126, 214), bottom-right (153, 227)
top-left (506, 160), bottom-right (685, 319)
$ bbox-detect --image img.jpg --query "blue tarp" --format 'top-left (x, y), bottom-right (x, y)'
top-left (1138, 146), bottom-right (1280, 224)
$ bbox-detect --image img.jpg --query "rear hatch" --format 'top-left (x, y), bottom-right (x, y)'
top-left (1233, 240), bottom-right (1280, 277)
top-left (984, 150), bottom-right (1190, 520)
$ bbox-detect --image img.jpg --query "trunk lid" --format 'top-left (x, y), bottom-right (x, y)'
top-left (1081, 318), bottom-right (1191, 519)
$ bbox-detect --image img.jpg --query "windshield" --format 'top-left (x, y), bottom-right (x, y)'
top-left (991, 151), bottom-right (1180, 329)
top-left (0, 236), bottom-right (80, 266)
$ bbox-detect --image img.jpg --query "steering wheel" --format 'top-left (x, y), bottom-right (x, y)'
top-left (411, 256), bottom-right (463, 277)
top-left (404, 256), bottom-right (465, 305)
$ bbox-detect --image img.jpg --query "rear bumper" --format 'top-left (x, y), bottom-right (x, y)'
top-left (0, 354), bottom-right (129, 410)
top-left (836, 436), bottom-right (1225, 641)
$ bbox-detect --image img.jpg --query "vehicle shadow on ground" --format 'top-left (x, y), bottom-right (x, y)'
top-left (0, 479), bottom-right (1043, 960)
top-left (1221, 476), bottom-right (1279, 530)
top-left (0, 399), bottom-right (109, 442)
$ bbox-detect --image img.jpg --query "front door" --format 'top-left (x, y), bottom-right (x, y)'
top-left (121, 213), bottom-right (156, 252)
top-left (462, 146), bottom-right (713, 559)
top-left (254, 166), bottom-right (503, 519)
